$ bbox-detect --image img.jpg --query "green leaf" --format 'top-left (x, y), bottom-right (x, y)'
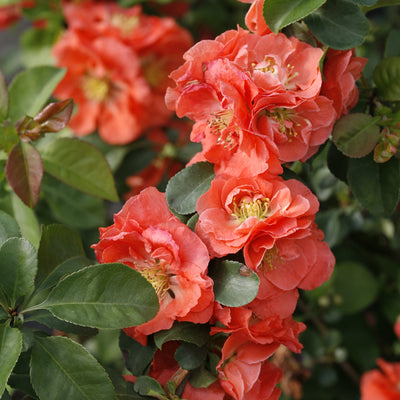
top-left (0, 323), bottom-right (22, 398)
top-left (189, 367), bottom-right (217, 389)
top-left (40, 173), bottom-right (106, 230)
top-left (0, 238), bottom-right (37, 305)
top-left (5, 142), bottom-right (43, 208)
top-left (0, 71), bottom-right (8, 121)
top-left (327, 141), bottom-right (349, 183)
top-left (330, 261), bottom-right (379, 314)
top-left (208, 260), bottom-right (260, 307)
top-left (1, 389), bottom-right (10, 400)
top-left (30, 336), bottom-right (116, 400)
top-left (263, 0), bottom-right (327, 33)
top-left (38, 256), bottom-right (92, 292)
top-left (166, 162), bottom-right (215, 215)
top-left (154, 322), bottom-right (210, 349)
top-left (347, 0), bottom-right (377, 4)
top-left (29, 310), bottom-right (98, 336)
top-left (38, 263), bottom-right (159, 329)
top-left (36, 224), bottom-right (86, 287)
top-left (332, 114), bottom-right (381, 158)
top-left (0, 210), bottom-right (20, 247)
top-left (119, 331), bottom-right (156, 376)
top-left (0, 121), bottom-right (19, 154)
top-left (10, 192), bottom-right (41, 250)
top-left (39, 137), bottom-right (119, 202)
top-left (8, 66), bottom-right (66, 122)
top-left (347, 155), bottom-right (400, 216)
top-left (134, 376), bottom-right (168, 400)
top-left (304, 0), bottom-right (369, 49)
top-left (361, 0), bottom-right (400, 11)
top-left (373, 56), bottom-right (400, 101)
top-left (8, 350), bottom-right (37, 399)
top-left (175, 342), bottom-right (207, 370)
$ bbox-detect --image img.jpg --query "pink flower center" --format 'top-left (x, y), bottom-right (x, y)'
top-left (232, 196), bottom-right (270, 223)
top-left (82, 74), bottom-right (111, 102)
top-left (266, 108), bottom-right (301, 140)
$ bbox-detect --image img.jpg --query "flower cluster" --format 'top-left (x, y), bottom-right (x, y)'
top-left (52, 0), bottom-right (193, 145)
top-left (93, 2), bottom-right (367, 399)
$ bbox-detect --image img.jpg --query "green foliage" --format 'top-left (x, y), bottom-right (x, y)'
top-left (304, 0), bottom-right (370, 49)
top-left (332, 114), bottom-right (381, 158)
top-left (208, 260), bottom-right (260, 307)
top-left (0, 238), bottom-right (37, 306)
top-left (39, 137), bottom-right (119, 202)
top-left (373, 56), bottom-right (400, 101)
top-left (0, 324), bottom-right (22, 398)
top-left (0, 72), bottom-right (8, 121)
top-left (166, 162), bottom-right (215, 215)
top-left (347, 155), bottom-right (400, 216)
top-left (36, 263), bottom-right (159, 329)
top-left (30, 336), bottom-right (116, 400)
top-left (263, 0), bottom-right (327, 33)
top-left (8, 66), bottom-right (66, 122)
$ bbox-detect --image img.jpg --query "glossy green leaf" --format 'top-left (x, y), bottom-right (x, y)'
top-left (154, 322), bottom-right (210, 349)
top-left (347, 0), bottom-right (377, 4)
top-left (304, 0), bottom-right (369, 49)
top-left (373, 56), bottom-right (400, 101)
top-left (0, 324), bottom-right (22, 398)
top-left (0, 210), bottom-right (20, 247)
top-left (134, 376), bottom-right (167, 400)
top-left (175, 342), bottom-right (207, 370)
top-left (0, 238), bottom-right (37, 305)
top-left (208, 260), bottom-right (260, 307)
top-left (38, 263), bottom-right (159, 329)
top-left (31, 336), bottom-right (116, 400)
top-left (10, 192), bottom-right (41, 250)
top-left (166, 162), bottom-right (214, 215)
top-left (330, 261), bottom-right (379, 314)
top-left (36, 224), bottom-right (86, 287)
top-left (0, 121), bottom-right (19, 154)
top-left (29, 310), bottom-right (98, 336)
top-left (8, 66), bottom-right (66, 122)
top-left (361, 0), bottom-right (400, 11)
top-left (347, 155), bottom-right (400, 215)
top-left (189, 367), bottom-right (218, 389)
top-left (0, 71), bottom-right (7, 121)
top-left (263, 0), bottom-right (327, 33)
top-left (5, 142), bottom-right (43, 208)
top-left (40, 137), bottom-right (119, 201)
top-left (332, 114), bottom-right (381, 158)
top-left (40, 173), bottom-right (106, 230)
top-left (38, 256), bottom-right (92, 292)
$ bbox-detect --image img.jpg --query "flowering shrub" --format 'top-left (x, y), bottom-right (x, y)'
top-left (0, 1), bottom-right (399, 400)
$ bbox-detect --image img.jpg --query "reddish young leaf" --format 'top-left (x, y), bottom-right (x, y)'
top-left (33, 98), bottom-right (73, 133)
top-left (5, 141), bottom-right (44, 208)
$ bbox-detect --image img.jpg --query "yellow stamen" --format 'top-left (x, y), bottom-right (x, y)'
top-left (208, 109), bottom-right (238, 149)
top-left (110, 13), bottom-right (139, 36)
top-left (82, 75), bottom-right (110, 102)
top-left (136, 259), bottom-right (171, 298)
top-left (232, 197), bottom-right (270, 223)
top-left (265, 108), bottom-right (302, 140)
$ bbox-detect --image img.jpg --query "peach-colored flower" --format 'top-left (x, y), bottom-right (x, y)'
top-left (0, 1), bottom-right (34, 29)
top-left (252, 95), bottom-right (337, 162)
top-left (195, 173), bottom-right (319, 258)
top-left (237, 0), bottom-right (272, 36)
top-left (244, 222), bottom-right (335, 291)
top-left (360, 358), bottom-right (400, 400)
top-left (53, 31), bottom-right (150, 144)
top-left (212, 302), bottom-right (306, 356)
top-left (321, 48), bottom-right (367, 118)
top-left (217, 342), bottom-right (283, 400)
top-left (53, 2), bottom-right (192, 144)
top-left (92, 187), bottom-right (214, 343)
